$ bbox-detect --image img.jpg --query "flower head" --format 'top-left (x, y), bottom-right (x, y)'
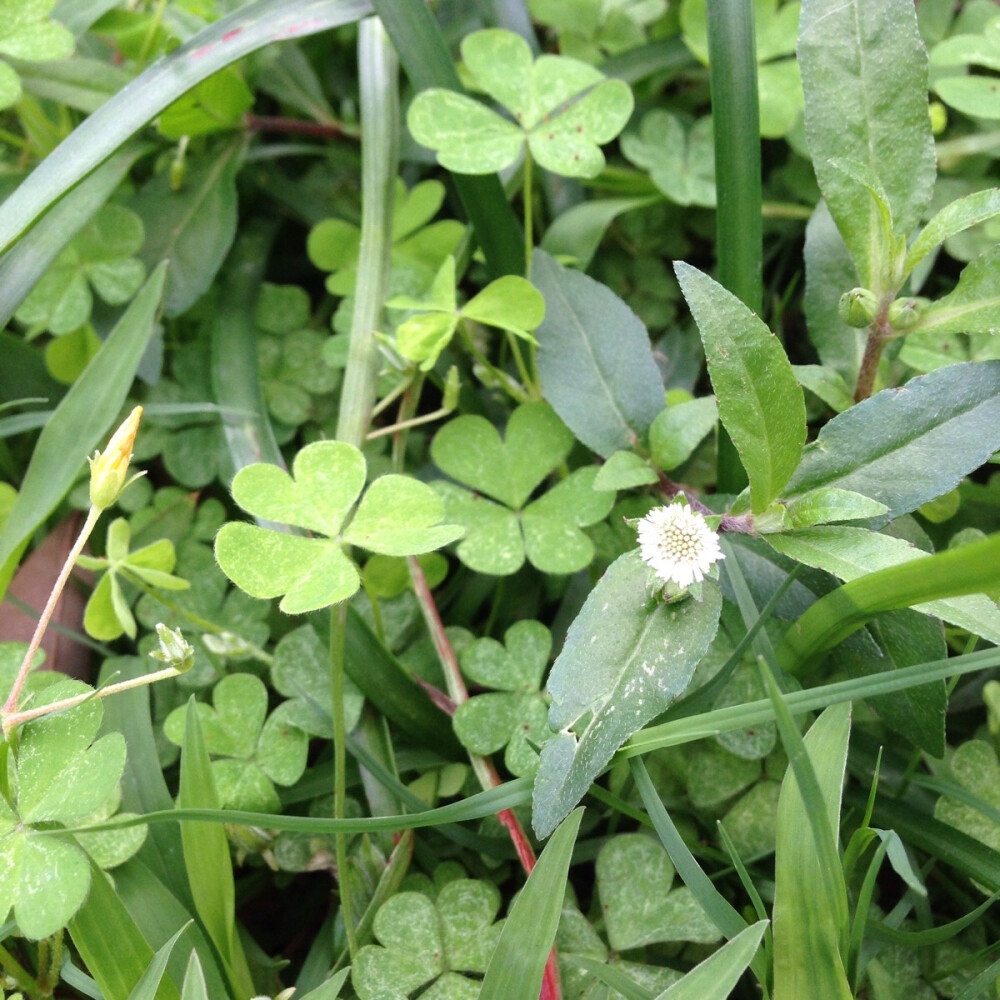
top-left (88, 405), bottom-right (142, 510)
top-left (636, 502), bottom-right (724, 591)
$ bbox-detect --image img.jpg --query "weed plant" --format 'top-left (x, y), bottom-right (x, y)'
top-left (1, 0), bottom-right (1000, 998)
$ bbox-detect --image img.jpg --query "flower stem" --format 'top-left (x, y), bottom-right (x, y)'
top-left (3, 504), bottom-right (101, 722)
top-left (854, 299), bottom-right (893, 402)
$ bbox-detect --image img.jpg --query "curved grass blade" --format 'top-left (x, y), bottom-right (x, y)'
top-left (0, 0), bottom-right (374, 256)
top-left (127, 922), bottom-right (191, 1000)
top-left (0, 143), bottom-right (147, 328)
top-left (0, 261), bottom-right (167, 595)
top-left (776, 532), bottom-right (1000, 675)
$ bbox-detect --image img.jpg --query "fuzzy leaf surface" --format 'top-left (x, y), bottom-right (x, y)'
top-left (533, 249), bottom-right (666, 458)
top-left (675, 262), bottom-right (805, 513)
top-left (533, 551), bottom-right (721, 837)
top-left (783, 361), bottom-right (1000, 523)
top-left (798, 0), bottom-right (935, 286)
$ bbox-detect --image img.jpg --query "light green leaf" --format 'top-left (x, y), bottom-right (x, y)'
top-left (158, 67), bottom-right (253, 139)
top-left (798, 0), bottom-right (935, 286)
top-left (905, 187), bottom-right (1000, 275)
top-left (461, 276), bottom-right (544, 339)
top-left (675, 262), bottom-right (805, 513)
top-left (649, 396), bottom-right (718, 472)
top-left (792, 364), bottom-right (854, 413)
top-left (782, 488), bottom-right (889, 528)
top-left (910, 245), bottom-right (1000, 337)
top-left (408, 29), bottom-right (633, 179)
top-left (593, 451), bottom-right (659, 490)
top-left (533, 551), bottom-right (722, 837)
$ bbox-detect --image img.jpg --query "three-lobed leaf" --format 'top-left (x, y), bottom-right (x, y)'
top-left (215, 441), bottom-right (462, 614)
top-left (407, 29), bottom-right (634, 179)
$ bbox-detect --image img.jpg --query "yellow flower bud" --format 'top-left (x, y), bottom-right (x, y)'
top-left (88, 405), bottom-right (142, 510)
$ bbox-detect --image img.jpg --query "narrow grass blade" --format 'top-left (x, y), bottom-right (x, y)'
top-left (0, 0), bottom-right (373, 255)
top-left (177, 698), bottom-right (255, 999)
top-left (68, 863), bottom-right (180, 1000)
top-left (0, 261), bottom-right (167, 590)
top-left (127, 923), bottom-right (191, 1000)
top-left (655, 920), bottom-right (767, 1000)
top-left (336, 17), bottom-right (398, 450)
top-left (770, 698), bottom-right (852, 1000)
top-left (478, 808), bottom-right (583, 1000)
top-left (630, 757), bottom-right (747, 940)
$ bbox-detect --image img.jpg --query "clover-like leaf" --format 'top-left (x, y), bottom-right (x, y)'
top-left (352, 880), bottom-right (504, 1000)
top-left (431, 403), bottom-right (614, 575)
top-left (453, 621), bottom-right (553, 776)
top-left (597, 834), bottom-right (721, 949)
top-left (0, 0), bottom-right (74, 111)
top-left (621, 110), bottom-right (716, 207)
top-left (158, 66), bottom-right (254, 139)
top-left (163, 673), bottom-right (308, 812)
top-left (0, 677), bottom-right (140, 939)
top-left (78, 517), bottom-right (190, 641)
top-left (390, 257), bottom-right (545, 370)
top-left (15, 203), bottom-right (146, 336)
top-left (216, 441), bottom-right (463, 614)
top-left (308, 180), bottom-right (463, 308)
top-left (934, 740), bottom-right (1000, 875)
top-left (931, 16), bottom-right (1000, 121)
top-left (408, 29), bottom-right (634, 179)
top-left (270, 623), bottom-right (365, 738)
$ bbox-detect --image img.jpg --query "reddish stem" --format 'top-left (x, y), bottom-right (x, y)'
top-left (243, 113), bottom-right (357, 140)
top-left (408, 557), bottom-right (563, 1000)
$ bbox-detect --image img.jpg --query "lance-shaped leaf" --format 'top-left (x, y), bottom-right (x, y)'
top-left (533, 249), bottom-right (666, 458)
top-left (532, 551), bottom-right (722, 838)
top-left (675, 262), bottom-right (805, 514)
top-left (783, 361), bottom-right (1000, 524)
top-left (908, 246), bottom-right (1000, 338)
top-left (905, 187), bottom-right (1000, 276)
top-left (798, 0), bottom-right (934, 286)
top-left (215, 441), bottom-right (463, 614)
top-left (407, 28), bottom-right (634, 179)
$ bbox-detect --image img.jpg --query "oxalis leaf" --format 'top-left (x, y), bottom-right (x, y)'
top-left (532, 550), bottom-right (722, 838)
top-left (215, 441), bottom-right (463, 614)
top-left (407, 28), bottom-right (634, 179)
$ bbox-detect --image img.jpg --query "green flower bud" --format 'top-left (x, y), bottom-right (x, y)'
top-left (150, 623), bottom-right (195, 673)
top-left (887, 296), bottom-right (929, 331)
top-left (838, 288), bottom-right (879, 328)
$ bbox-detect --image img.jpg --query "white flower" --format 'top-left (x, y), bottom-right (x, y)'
top-left (636, 503), bottom-right (724, 589)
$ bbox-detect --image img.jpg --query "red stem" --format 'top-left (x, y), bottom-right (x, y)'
top-left (408, 557), bottom-right (562, 1000)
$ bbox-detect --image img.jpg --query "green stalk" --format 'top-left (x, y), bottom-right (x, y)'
top-left (706, 0), bottom-right (762, 494)
top-left (336, 18), bottom-right (399, 451)
top-left (332, 16), bottom-right (400, 962)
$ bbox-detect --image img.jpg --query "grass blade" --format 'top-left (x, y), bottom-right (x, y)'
top-left (478, 808), bottom-right (583, 1000)
top-left (0, 261), bottom-right (167, 592)
top-left (0, 0), bottom-right (373, 255)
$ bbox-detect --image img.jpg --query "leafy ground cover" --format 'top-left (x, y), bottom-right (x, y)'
top-left (1, 0), bottom-right (1000, 998)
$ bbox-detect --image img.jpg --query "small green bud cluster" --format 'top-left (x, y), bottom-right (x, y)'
top-left (150, 623), bottom-right (195, 673)
top-left (838, 287), bottom-right (879, 328)
top-left (887, 296), bottom-right (929, 331)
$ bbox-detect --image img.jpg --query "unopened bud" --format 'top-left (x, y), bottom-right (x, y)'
top-left (838, 288), bottom-right (879, 328)
top-left (442, 365), bottom-right (461, 410)
top-left (929, 102), bottom-right (948, 135)
top-left (150, 623), bottom-right (195, 673)
top-left (202, 631), bottom-right (255, 658)
top-left (88, 406), bottom-right (143, 510)
top-left (887, 296), bottom-right (929, 331)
